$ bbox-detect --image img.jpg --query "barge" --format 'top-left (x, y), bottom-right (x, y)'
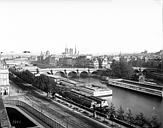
top-left (73, 84), bottom-right (112, 97)
top-left (46, 74), bottom-right (112, 97)
top-left (102, 79), bottom-right (163, 98)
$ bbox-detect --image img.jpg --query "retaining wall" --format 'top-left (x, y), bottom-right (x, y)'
top-left (4, 100), bottom-right (65, 128)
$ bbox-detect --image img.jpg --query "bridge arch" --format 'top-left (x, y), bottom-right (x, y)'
top-left (29, 68), bottom-right (97, 77)
top-left (91, 69), bottom-right (112, 77)
top-left (142, 69), bottom-right (148, 76)
top-left (55, 71), bottom-right (66, 77)
top-left (68, 71), bottom-right (77, 78)
top-left (134, 69), bottom-right (139, 74)
top-left (92, 70), bottom-right (104, 75)
top-left (91, 70), bottom-right (98, 75)
top-left (80, 71), bottom-right (89, 78)
top-left (102, 69), bottom-right (112, 76)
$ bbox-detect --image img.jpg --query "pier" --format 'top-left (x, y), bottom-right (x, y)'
top-left (103, 79), bottom-right (163, 98)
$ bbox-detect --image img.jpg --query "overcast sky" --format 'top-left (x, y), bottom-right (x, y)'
top-left (0, 0), bottom-right (162, 55)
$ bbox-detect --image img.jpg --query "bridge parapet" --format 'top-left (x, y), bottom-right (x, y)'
top-left (29, 68), bottom-right (96, 75)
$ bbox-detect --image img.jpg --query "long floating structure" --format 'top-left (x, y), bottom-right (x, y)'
top-left (102, 79), bottom-right (163, 98)
top-left (44, 74), bottom-right (112, 97)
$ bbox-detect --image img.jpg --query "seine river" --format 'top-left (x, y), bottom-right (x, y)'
top-left (73, 78), bottom-right (163, 126)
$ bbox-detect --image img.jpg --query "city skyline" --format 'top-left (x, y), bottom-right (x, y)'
top-left (0, 0), bottom-right (162, 55)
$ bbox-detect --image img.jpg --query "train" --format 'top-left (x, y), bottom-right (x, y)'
top-left (53, 85), bottom-right (109, 112)
top-left (44, 74), bottom-right (110, 112)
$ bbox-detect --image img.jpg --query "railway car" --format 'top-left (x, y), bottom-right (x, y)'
top-left (53, 84), bottom-right (109, 113)
top-left (64, 91), bottom-right (93, 108)
top-left (88, 96), bottom-right (108, 108)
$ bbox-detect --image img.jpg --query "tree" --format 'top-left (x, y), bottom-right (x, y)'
top-left (97, 57), bottom-right (104, 69)
top-left (33, 76), bottom-right (41, 88)
top-left (134, 112), bottom-right (146, 127)
top-left (108, 103), bottom-right (116, 119)
top-left (111, 58), bottom-right (134, 79)
top-left (39, 74), bottom-right (51, 96)
top-left (125, 109), bottom-right (134, 125)
top-left (110, 60), bottom-right (121, 78)
top-left (116, 106), bottom-right (125, 120)
top-left (23, 70), bottom-right (35, 84)
top-left (150, 115), bottom-right (161, 128)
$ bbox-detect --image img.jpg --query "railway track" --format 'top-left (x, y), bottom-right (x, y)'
top-left (25, 94), bottom-right (92, 128)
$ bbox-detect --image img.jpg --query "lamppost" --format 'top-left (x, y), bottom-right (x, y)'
top-left (88, 69), bottom-right (90, 83)
top-left (76, 69), bottom-right (79, 79)
top-left (64, 69), bottom-right (67, 78)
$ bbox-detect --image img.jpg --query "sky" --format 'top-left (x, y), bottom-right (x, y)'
top-left (0, 0), bottom-right (162, 55)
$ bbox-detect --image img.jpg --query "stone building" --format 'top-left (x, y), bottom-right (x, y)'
top-left (58, 57), bottom-right (75, 67)
top-left (0, 60), bottom-right (9, 96)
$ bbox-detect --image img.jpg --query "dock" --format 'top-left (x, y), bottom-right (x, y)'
top-left (103, 79), bottom-right (163, 98)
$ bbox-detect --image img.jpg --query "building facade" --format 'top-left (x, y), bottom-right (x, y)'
top-left (0, 60), bottom-right (9, 96)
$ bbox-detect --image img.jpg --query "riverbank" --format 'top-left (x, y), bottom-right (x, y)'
top-left (74, 77), bottom-right (163, 128)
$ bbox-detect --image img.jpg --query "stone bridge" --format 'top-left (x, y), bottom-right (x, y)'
top-left (28, 68), bottom-right (98, 77)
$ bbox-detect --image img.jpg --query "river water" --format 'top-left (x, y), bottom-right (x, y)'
top-left (73, 78), bottom-right (163, 127)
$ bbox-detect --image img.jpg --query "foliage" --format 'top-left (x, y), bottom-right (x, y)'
top-left (125, 109), bottom-right (134, 124)
top-left (9, 68), bottom-right (35, 84)
top-left (111, 58), bottom-right (134, 79)
top-left (97, 57), bottom-right (104, 69)
top-left (39, 74), bottom-right (49, 93)
top-left (134, 113), bottom-right (146, 127)
top-left (116, 106), bottom-right (125, 120)
top-left (22, 70), bottom-right (35, 84)
top-left (110, 60), bottom-right (121, 77)
top-left (9, 67), bottom-right (162, 128)
top-left (129, 57), bottom-right (161, 70)
top-left (107, 103), bottom-right (116, 119)
top-left (34, 74), bottom-right (56, 96)
top-left (105, 102), bottom-right (160, 128)
top-left (9, 67), bottom-right (57, 97)
top-left (150, 115), bottom-right (161, 128)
